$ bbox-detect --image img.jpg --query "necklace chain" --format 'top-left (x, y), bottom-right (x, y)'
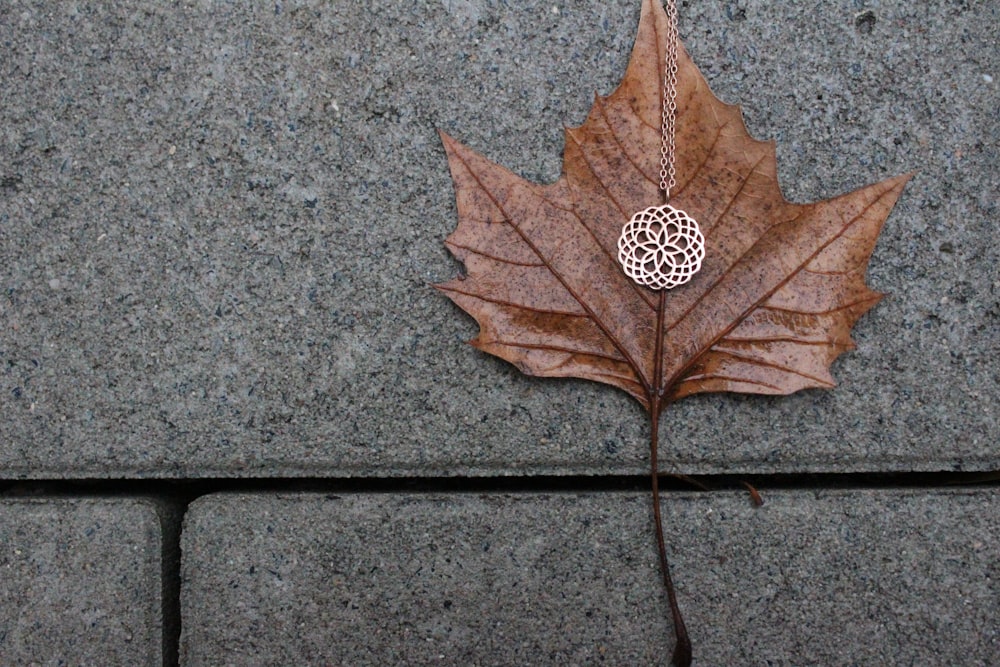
top-left (659, 0), bottom-right (679, 200)
top-left (616, 0), bottom-right (704, 292)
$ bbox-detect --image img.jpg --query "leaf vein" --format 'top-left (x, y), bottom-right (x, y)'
top-left (708, 347), bottom-right (834, 386)
top-left (487, 339), bottom-right (626, 364)
top-left (445, 241), bottom-right (546, 268)
top-left (438, 285), bottom-right (591, 318)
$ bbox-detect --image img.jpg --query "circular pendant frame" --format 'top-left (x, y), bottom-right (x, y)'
top-left (617, 204), bottom-right (705, 290)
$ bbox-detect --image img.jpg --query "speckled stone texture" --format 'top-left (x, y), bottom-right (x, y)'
top-left (1, 1), bottom-right (996, 478)
top-left (0, 498), bottom-right (163, 666)
top-left (1, 3), bottom-right (996, 665)
top-left (180, 490), bottom-right (998, 666)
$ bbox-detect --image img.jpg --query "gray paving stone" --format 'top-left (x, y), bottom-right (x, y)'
top-left (180, 489), bottom-right (998, 666)
top-left (1, 1), bottom-right (996, 477)
top-left (0, 498), bottom-right (163, 666)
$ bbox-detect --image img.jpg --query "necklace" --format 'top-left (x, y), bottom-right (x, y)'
top-left (617, 0), bottom-right (705, 290)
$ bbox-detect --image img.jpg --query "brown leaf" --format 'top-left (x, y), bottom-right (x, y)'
top-left (437, 0), bottom-right (909, 415)
top-left (438, 3), bottom-right (912, 663)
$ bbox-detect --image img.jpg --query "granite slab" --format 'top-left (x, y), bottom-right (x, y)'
top-left (0, 497), bottom-right (163, 665)
top-left (1, 1), bottom-right (996, 477)
top-left (180, 489), bottom-right (999, 666)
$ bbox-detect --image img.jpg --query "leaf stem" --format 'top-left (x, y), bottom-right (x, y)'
top-left (651, 289), bottom-right (691, 667)
top-left (649, 402), bottom-right (691, 667)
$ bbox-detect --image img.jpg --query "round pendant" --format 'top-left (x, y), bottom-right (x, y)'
top-left (617, 204), bottom-right (705, 290)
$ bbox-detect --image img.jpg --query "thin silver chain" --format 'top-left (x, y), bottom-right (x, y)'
top-left (659, 0), bottom-right (679, 201)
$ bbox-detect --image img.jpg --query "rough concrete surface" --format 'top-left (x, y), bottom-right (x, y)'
top-left (0, 2), bottom-right (996, 479)
top-left (180, 490), bottom-right (998, 667)
top-left (0, 498), bottom-right (163, 666)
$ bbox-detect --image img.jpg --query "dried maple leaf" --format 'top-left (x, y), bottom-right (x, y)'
top-left (437, 0), bottom-right (909, 663)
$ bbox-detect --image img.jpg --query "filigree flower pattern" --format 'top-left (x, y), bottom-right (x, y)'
top-left (617, 205), bottom-right (705, 289)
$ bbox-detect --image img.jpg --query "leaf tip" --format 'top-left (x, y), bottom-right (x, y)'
top-left (640, 0), bottom-right (663, 21)
top-left (898, 170), bottom-right (916, 184)
top-left (467, 336), bottom-right (495, 355)
top-left (438, 129), bottom-right (459, 154)
top-left (434, 274), bottom-right (467, 293)
top-left (882, 171), bottom-right (916, 197)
